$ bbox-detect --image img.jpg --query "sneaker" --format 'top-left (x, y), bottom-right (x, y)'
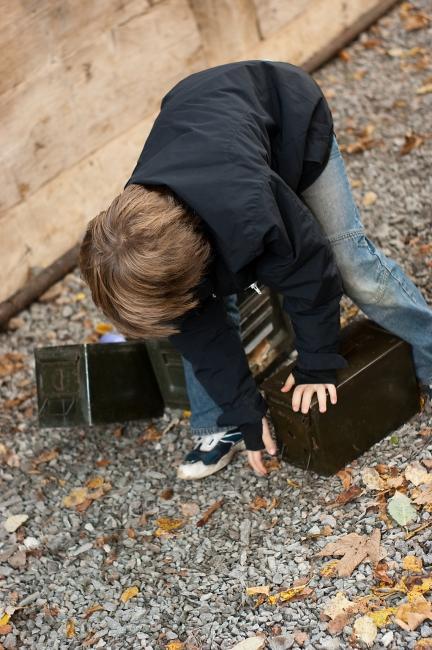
top-left (176, 428), bottom-right (244, 480)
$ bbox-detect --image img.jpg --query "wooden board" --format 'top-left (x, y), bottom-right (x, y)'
top-left (0, 0), bottom-right (398, 305)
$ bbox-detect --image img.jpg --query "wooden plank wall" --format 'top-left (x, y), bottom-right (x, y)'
top-left (1, 0), bottom-right (396, 303)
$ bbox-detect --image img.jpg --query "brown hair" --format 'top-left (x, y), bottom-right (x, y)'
top-left (79, 183), bottom-right (212, 339)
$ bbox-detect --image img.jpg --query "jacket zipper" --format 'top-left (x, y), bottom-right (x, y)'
top-left (248, 282), bottom-right (262, 294)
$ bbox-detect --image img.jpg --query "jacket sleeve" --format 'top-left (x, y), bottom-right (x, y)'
top-left (167, 293), bottom-right (269, 451)
top-left (254, 177), bottom-right (349, 386)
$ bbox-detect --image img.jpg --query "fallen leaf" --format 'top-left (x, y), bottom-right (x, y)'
top-left (4, 514), bottom-right (28, 533)
top-left (328, 485), bottom-right (362, 506)
top-left (263, 457), bottom-right (280, 472)
top-left (139, 425), bottom-right (162, 442)
top-left (403, 11), bottom-right (430, 32)
top-left (405, 462), bottom-right (432, 486)
top-left (33, 449), bottom-right (59, 466)
top-left (400, 132), bottom-right (424, 156)
top-left (320, 561), bottom-right (339, 577)
top-left (387, 491), bottom-right (418, 526)
top-left (416, 639), bottom-right (432, 649)
top-left (66, 619), bottom-right (76, 638)
top-left (417, 83), bottom-right (432, 95)
top-left (268, 584), bottom-right (312, 605)
top-left (95, 322), bottom-right (113, 334)
top-left (403, 555), bottom-right (423, 573)
top-left (368, 607), bottom-right (397, 627)
top-left (196, 498), bottom-right (224, 527)
top-left (166, 642), bottom-right (184, 650)
top-left (86, 476), bottom-right (105, 489)
top-left (363, 191), bottom-right (378, 207)
top-left (63, 488), bottom-right (89, 508)
top-left (293, 631), bottom-right (308, 646)
top-left (395, 593), bottom-right (432, 631)
top-left (412, 485), bottom-right (432, 505)
top-left (317, 529), bottom-right (384, 577)
top-left (362, 467), bottom-right (386, 490)
top-left (120, 586), bottom-right (139, 603)
top-left (336, 468), bottom-right (352, 490)
top-left (249, 496), bottom-right (268, 511)
top-left (0, 352), bottom-right (25, 378)
top-left (0, 624), bottom-right (12, 634)
top-left (0, 444), bottom-right (20, 468)
top-left (373, 561), bottom-right (394, 586)
top-left (154, 517), bottom-right (185, 536)
top-left (353, 615), bottom-right (377, 646)
top-left (323, 591), bottom-right (356, 620)
top-left (246, 586), bottom-right (270, 597)
top-left (83, 604), bottom-right (104, 619)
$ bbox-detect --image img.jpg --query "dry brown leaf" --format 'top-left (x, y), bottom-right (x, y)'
top-left (327, 485), bottom-right (362, 506)
top-left (417, 83), bottom-right (432, 96)
top-left (249, 496), bottom-right (268, 511)
top-left (336, 468), bottom-right (352, 490)
top-left (33, 449), bottom-right (59, 466)
top-left (120, 586), bottom-right (139, 603)
top-left (400, 132), bottom-right (424, 155)
top-left (160, 488), bottom-right (174, 500)
top-left (139, 425), bottom-right (162, 442)
top-left (166, 641), bottom-right (184, 650)
top-left (65, 619), bottom-right (76, 638)
top-left (395, 593), bottom-right (432, 631)
top-left (197, 498), bottom-right (224, 527)
top-left (154, 517), bottom-right (185, 536)
top-left (95, 458), bottom-right (110, 468)
top-left (405, 462), bottom-right (432, 486)
top-left (373, 561), bottom-right (394, 586)
top-left (263, 457), bottom-right (281, 472)
top-left (83, 604), bottom-right (104, 619)
top-left (416, 639), bottom-right (432, 649)
top-left (0, 444), bottom-right (20, 468)
top-left (422, 459), bottom-right (432, 470)
top-left (317, 529), bottom-right (384, 577)
top-left (293, 631), bottom-right (308, 647)
top-left (404, 11), bottom-right (430, 32)
top-left (362, 467), bottom-right (386, 490)
top-left (0, 352), bottom-right (24, 377)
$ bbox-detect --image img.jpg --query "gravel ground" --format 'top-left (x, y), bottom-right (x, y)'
top-left (1, 2), bottom-right (432, 649)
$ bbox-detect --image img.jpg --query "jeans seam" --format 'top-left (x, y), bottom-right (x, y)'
top-left (327, 228), bottom-right (365, 245)
top-left (190, 425), bottom-right (235, 436)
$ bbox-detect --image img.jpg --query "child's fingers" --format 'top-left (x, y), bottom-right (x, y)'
top-left (280, 372), bottom-right (295, 392)
top-left (247, 450), bottom-right (267, 476)
top-left (262, 417), bottom-right (277, 455)
top-left (326, 384), bottom-right (337, 404)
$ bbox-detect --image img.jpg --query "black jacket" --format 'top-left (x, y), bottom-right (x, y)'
top-left (125, 59), bottom-right (349, 451)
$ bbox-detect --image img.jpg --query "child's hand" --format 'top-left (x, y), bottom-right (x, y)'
top-left (280, 372), bottom-right (337, 414)
top-left (247, 416), bottom-right (277, 476)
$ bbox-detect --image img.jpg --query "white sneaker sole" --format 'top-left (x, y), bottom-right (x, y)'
top-left (176, 440), bottom-right (245, 480)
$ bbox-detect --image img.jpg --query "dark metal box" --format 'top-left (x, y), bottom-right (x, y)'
top-left (35, 342), bottom-right (164, 427)
top-left (261, 317), bottom-right (421, 476)
top-left (144, 286), bottom-right (295, 409)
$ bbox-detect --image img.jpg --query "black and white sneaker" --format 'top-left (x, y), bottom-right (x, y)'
top-left (177, 429), bottom-right (244, 480)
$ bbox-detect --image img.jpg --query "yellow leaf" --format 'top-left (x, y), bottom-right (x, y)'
top-left (182, 410), bottom-right (191, 418)
top-left (120, 586), bottom-right (139, 603)
top-left (363, 191), bottom-right (378, 207)
top-left (95, 322), bottom-right (113, 334)
top-left (403, 555), bottom-right (423, 572)
top-left (74, 292), bottom-right (86, 301)
top-left (83, 604), bottom-right (104, 619)
top-left (368, 607), bottom-right (397, 627)
top-left (0, 613), bottom-right (10, 626)
top-left (66, 619), bottom-right (76, 638)
top-left (246, 586), bottom-right (270, 596)
top-left (286, 479), bottom-right (300, 488)
top-left (63, 487), bottom-right (89, 508)
top-left (154, 517), bottom-right (184, 535)
top-left (320, 561), bottom-right (339, 577)
top-left (417, 83), bottom-right (432, 95)
top-left (166, 641), bottom-right (184, 650)
top-left (86, 476), bottom-right (105, 489)
top-left (268, 585), bottom-right (308, 605)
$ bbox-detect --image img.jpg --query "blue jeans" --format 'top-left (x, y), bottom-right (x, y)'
top-left (182, 134), bottom-right (432, 437)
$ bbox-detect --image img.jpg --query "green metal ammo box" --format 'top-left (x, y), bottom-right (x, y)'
top-left (261, 317), bottom-right (421, 476)
top-left (35, 341), bottom-right (164, 427)
top-left (145, 286), bottom-right (295, 410)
